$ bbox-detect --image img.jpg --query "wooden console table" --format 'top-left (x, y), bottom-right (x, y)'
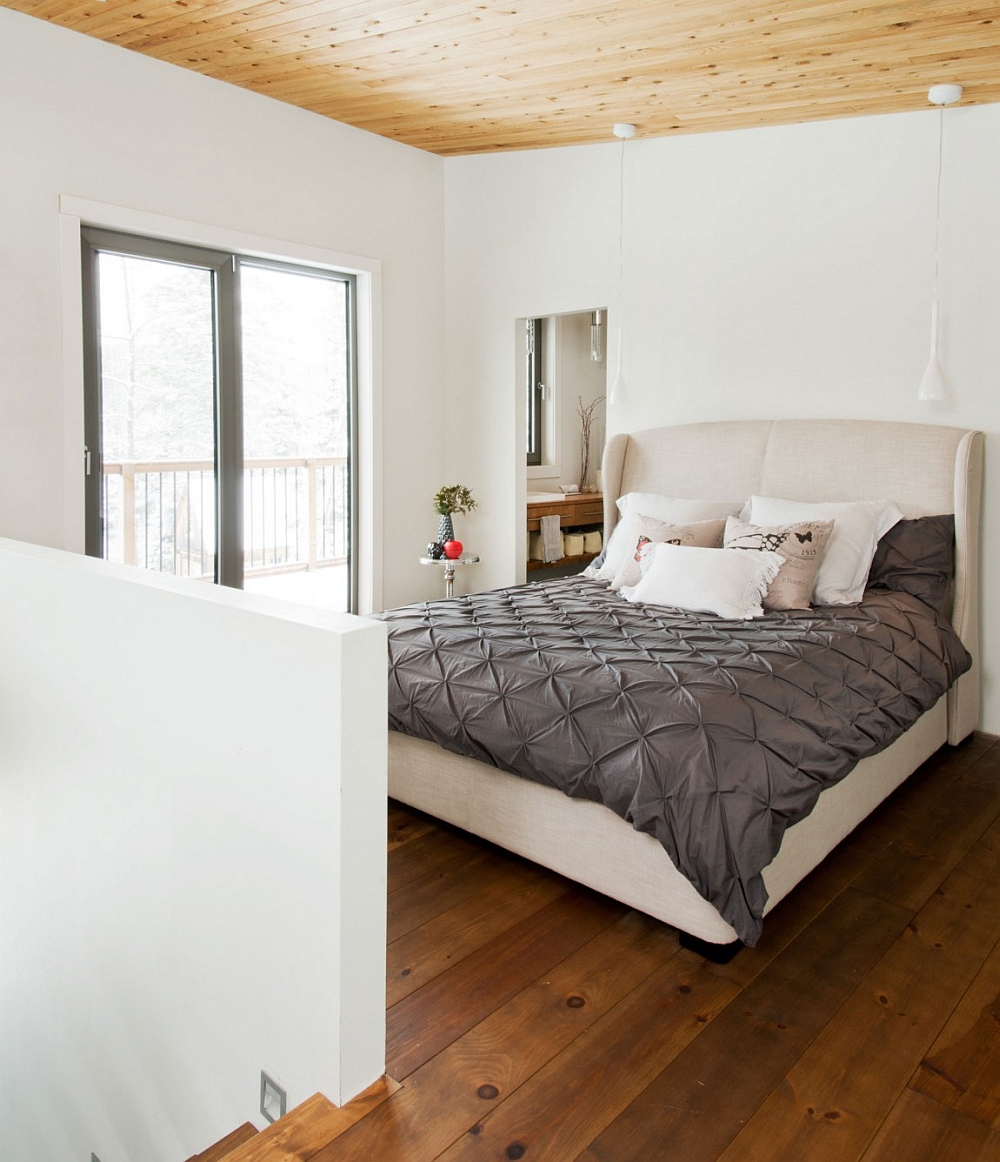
top-left (526, 492), bottom-right (603, 571)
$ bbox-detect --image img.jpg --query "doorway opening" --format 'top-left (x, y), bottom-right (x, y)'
top-left (521, 308), bottom-right (607, 579)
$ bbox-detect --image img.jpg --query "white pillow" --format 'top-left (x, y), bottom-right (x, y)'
top-left (621, 543), bottom-right (783, 620)
top-left (617, 492), bottom-right (743, 523)
top-left (590, 511), bottom-right (682, 584)
top-left (582, 495), bottom-right (744, 579)
top-left (745, 496), bottom-right (902, 605)
top-left (609, 517), bottom-right (727, 591)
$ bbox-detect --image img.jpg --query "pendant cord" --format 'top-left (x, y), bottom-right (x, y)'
top-left (932, 104), bottom-right (944, 298)
top-left (618, 134), bottom-right (626, 328)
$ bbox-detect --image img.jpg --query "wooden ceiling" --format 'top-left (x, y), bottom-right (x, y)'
top-left (8, 0), bottom-right (1000, 155)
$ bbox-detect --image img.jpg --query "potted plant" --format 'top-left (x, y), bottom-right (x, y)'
top-left (433, 484), bottom-right (477, 547)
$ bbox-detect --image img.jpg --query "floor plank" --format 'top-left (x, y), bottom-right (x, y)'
top-left (388, 825), bottom-right (486, 894)
top-left (188, 1123), bottom-right (258, 1162)
top-left (859, 1088), bottom-right (1000, 1161)
top-left (849, 742), bottom-right (1000, 912)
top-left (580, 886), bottom-right (913, 1162)
top-left (714, 811), bottom-right (1000, 1161)
top-left (223, 1083), bottom-right (399, 1162)
top-left (388, 806), bottom-right (438, 852)
top-left (387, 860), bottom-right (569, 1006)
top-left (386, 889), bottom-right (627, 1079)
top-left (387, 847), bottom-right (511, 943)
top-left (315, 910), bottom-right (683, 1160)
top-left (437, 957), bottom-right (736, 1161)
top-left (910, 934), bottom-right (1000, 1129)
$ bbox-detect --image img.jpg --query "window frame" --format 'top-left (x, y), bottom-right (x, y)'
top-left (526, 317), bottom-right (544, 467)
top-left (80, 227), bottom-right (358, 606)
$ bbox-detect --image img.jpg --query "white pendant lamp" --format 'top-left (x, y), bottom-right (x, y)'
top-left (609, 122), bottom-right (636, 406)
top-left (918, 83), bottom-right (962, 401)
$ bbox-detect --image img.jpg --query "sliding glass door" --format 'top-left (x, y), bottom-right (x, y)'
top-left (81, 229), bottom-right (356, 611)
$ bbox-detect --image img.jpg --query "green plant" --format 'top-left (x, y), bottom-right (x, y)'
top-left (433, 484), bottom-right (477, 516)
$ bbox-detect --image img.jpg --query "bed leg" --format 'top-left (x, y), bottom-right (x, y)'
top-left (678, 930), bottom-right (744, 964)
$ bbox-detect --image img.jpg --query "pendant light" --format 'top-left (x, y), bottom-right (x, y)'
top-left (609, 122), bottom-right (635, 405)
top-left (918, 83), bottom-right (962, 401)
top-left (590, 309), bottom-right (603, 362)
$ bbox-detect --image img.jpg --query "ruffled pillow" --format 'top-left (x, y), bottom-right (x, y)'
top-left (621, 543), bottom-right (783, 620)
top-left (724, 517), bottom-right (834, 610)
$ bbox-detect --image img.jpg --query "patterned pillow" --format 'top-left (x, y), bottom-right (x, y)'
top-left (744, 496), bottom-right (901, 605)
top-left (611, 517), bottom-right (727, 591)
top-left (724, 517), bottom-right (834, 610)
top-left (866, 515), bottom-right (955, 612)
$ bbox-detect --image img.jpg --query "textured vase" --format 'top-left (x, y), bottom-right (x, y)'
top-left (437, 513), bottom-right (455, 544)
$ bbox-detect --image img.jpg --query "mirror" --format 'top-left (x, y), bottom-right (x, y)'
top-left (522, 308), bottom-right (607, 577)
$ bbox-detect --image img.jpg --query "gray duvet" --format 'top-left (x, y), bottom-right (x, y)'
top-left (382, 577), bottom-right (971, 945)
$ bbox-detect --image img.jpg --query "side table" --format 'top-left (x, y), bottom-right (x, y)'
top-left (419, 553), bottom-right (480, 598)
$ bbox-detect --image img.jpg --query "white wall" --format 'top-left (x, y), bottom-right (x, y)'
top-left (0, 539), bottom-right (387, 1162)
top-left (0, 6), bottom-right (446, 608)
top-left (443, 106), bottom-right (1000, 732)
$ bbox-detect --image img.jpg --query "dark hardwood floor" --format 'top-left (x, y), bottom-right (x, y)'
top-left (227, 733), bottom-right (1000, 1161)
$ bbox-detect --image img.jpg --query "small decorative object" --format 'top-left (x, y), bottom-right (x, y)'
top-left (577, 395), bottom-right (605, 492)
top-left (433, 484), bottom-right (477, 545)
top-left (426, 541), bottom-right (444, 560)
top-left (443, 540), bottom-right (463, 560)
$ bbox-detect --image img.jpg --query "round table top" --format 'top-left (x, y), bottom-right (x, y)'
top-left (420, 553), bottom-right (480, 565)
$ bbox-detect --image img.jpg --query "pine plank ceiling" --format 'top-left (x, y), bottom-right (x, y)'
top-left (7, 0), bottom-right (1000, 155)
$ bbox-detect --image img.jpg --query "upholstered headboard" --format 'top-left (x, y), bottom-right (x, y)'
top-left (601, 419), bottom-right (983, 744)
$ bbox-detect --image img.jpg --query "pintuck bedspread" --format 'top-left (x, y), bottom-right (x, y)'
top-left (382, 576), bottom-right (971, 945)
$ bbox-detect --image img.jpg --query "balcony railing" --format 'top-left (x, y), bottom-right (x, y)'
top-left (101, 456), bottom-right (349, 580)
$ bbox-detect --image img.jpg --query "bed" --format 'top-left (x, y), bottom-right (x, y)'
top-left (384, 419), bottom-right (982, 952)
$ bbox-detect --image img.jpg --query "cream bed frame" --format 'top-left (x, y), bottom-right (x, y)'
top-left (389, 420), bottom-right (983, 946)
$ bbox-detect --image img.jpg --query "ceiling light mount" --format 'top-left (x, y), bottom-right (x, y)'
top-left (928, 83), bottom-right (963, 106)
top-left (612, 123), bottom-right (637, 140)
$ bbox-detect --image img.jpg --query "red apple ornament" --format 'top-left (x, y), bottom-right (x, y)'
top-left (443, 540), bottom-right (463, 559)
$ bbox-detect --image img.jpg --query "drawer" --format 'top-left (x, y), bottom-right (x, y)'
top-left (526, 492), bottom-right (603, 531)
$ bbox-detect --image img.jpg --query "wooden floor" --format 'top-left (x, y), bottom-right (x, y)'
top-left (233, 733), bottom-right (1000, 1161)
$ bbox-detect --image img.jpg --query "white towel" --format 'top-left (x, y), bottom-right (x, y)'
top-left (540, 514), bottom-right (563, 563)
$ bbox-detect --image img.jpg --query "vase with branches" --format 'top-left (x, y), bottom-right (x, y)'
top-left (577, 396), bottom-right (605, 492)
top-left (433, 483), bottom-right (477, 545)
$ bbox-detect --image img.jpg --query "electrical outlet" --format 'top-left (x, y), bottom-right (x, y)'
top-left (260, 1070), bottom-right (287, 1124)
